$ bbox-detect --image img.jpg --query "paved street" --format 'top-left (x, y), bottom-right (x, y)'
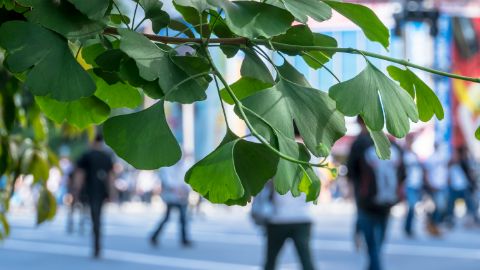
top-left (1, 201), bottom-right (480, 270)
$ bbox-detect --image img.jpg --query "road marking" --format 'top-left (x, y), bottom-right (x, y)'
top-left (2, 239), bottom-right (260, 270)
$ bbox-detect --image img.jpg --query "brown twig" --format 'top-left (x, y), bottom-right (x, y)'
top-left (103, 27), bottom-right (248, 45)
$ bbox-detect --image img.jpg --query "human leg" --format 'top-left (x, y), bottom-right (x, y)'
top-left (150, 203), bottom-right (173, 245)
top-left (264, 224), bottom-right (289, 270)
top-left (291, 223), bottom-right (315, 270)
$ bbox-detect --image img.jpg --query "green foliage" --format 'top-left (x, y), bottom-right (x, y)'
top-left (476, 126), bottom-right (480, 140)
top-left (0, 21), bottom-right (96, 101)
top-left (36, 186), bottom-right (56, 225)
top-left (0, 0), bottom-right (477, 213)
top-left (387, 66), bottom-right (444, 121)
top-left (208, 0), bottom-right (294, 38)
top-left (104, 101), bottom-right (181, 170)
top-left (324, 0), bottom-right (390, 49)
top-left (186, 130), bottom-right (278, 205)
top-left (329, 62), bottom-right (419, 138)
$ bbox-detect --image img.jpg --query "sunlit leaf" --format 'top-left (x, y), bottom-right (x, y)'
top-left (324, 0), bottom-right (389, 49)
top-left (368, 128), bottom-right (391, 160)
top-left (277, 0), bottom-right (332, 23)
top-left (387, 65), bottom-right (444, 122)
top-left (91, 72), bottom-right (142, 109)
top-left (104, 101), bottom-right (181, 170)
top-left (36, 96), bottom-right (110, 129)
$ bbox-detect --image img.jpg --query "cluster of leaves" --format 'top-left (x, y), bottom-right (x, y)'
top-left (0, 66), bottom-right (59, 235)
top-left (0, 0), bottom-right (474, 209)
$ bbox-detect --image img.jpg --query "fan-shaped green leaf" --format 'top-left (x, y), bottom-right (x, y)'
top-left (324, 0), bottom-right (389, 49)
top-left (241, 49), bottom-right (274, 84)
top-left (241, 64), bottom-right (346, 157)
top-left (0, 21), bottom-right (96, 101)
top-left (104, 101), bottom-right (181, 170)
top-left (118, 29), bottom-right (208, 103)
top-left (186, 131), bottom-right (278, 205)
top-left (387, 66), bottom-right (444, 122)
top-left (138, 0), bottom-right (170, 33)
top-left (26, 0), bottom-right (105, 39)
top-left (67, 0), bottom-right (109, 20)
top-left (329, 62), bottom-right (418, 138)
top-left (220, 77), bottom-right (272, 105)
top-left (207, 0), bottom-right (294, 38)
top-left (368, 128), bottom-right (391, 160)
top-left (36, 96), bottom-right (110, 129)
top-left (92, 73), bottom-right (142, 109)
top-left (278, 0), bottom-right (332, 23)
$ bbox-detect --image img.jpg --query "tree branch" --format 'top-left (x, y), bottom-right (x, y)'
top-left (103, 27), bottom-right (248, 45)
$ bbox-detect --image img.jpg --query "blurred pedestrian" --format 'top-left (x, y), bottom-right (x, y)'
top-left (347, 118), bottom-right (404, 270)
top-left (254, 181), bottom-right (315, 270)
top-left (425, 143), bottom-right (449, 236)
top-left (445, 146), bottom-right (479, 227)
top-left (75, 133), bottom-right (114, 258)
top-left (402, 134), bottom-right (425, 237)
top-left (150, 157), bottom-right (192, 247)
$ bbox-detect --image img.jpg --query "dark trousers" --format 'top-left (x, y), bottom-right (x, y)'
top-left (264, 222), bottom-right (314, 270)
top-left (89, 199), bottom-right (104, 255)
top-left (151, 203), bottom-right (188, 243)
top-left (446, 188), bottom-right (479, 223)
top-left (358, 209), bottom-right (389, 270)
top-left (404, 187), bottom-right (421, 235)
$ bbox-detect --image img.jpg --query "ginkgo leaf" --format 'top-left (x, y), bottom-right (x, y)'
top-left (26, 0), bottom-right (105, 39)
top-left (324, 0), bottom-right (389, 49)
top-left (67, 0), bottom-right (109, 20)
top-left (186, 131), bottom-right (278, 205)
top-left (118, 29), bottom-right (208, 103)
top-left (387, 65), bottom-right (444, 122)
top-left (0, 21), bottom-right (96, 101)
top-left (241, 49), bottom-right (274, 84)
top-left (137, 0), bottom-right (170, 33)
top-left (36, 96), bottom-right (110, 129)
top-left (207, 0), bottom-right (294, 38)
top-left (91, 72), bottom-right (142, 109)
top-left (296, 165), bottom-right (321, 202)
top-left (476, 126), bottom-right (480, 140)
top-left (220, 77), bottom-right (272, 105)
top-left (278, 0), bottom-right (332, 23)
top-left (174, 0), bottom-right (212, 12)
top-left (241, 63), bottom-right (346, 157)
top-left (37, 187), bottom-right (56, 225)
top-left (104, 101), bottom-right (181, 170)
top-left (329, 62), bottom-right (418, 138)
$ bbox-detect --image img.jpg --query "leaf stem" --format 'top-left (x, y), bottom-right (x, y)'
top-left (112, 2), bottom-right (131, 30)
top-left (256, 40), bottom-right (480, 83)
top-left (302, 52), bottom-right (341, 83)
top-left (213, 76), bottom-right (230, 130)
top-left (132, 1), bottom-right (140, 30)
top-left (134, 18), bottom-right (147, 31)
top-left (204, 48), bottom-right (326, 168)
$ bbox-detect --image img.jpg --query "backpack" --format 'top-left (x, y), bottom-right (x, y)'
top-left (364, 145), bottom-right (403, 207)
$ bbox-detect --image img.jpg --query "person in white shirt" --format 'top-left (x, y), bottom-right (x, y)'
top-left (402, 135), bottom-right (425, 237)
top-left (150, 157), bottom-right (192, 247)
top-left (261, 182), bottom-right (315, 270)
top-left (425, 143), bottom-right (450, 236)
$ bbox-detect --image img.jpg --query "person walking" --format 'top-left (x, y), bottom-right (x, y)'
top-left (347, 118), bottom-right (404, 270)
top-left (425, 143), bottom-right (450, 236)
top-left (150, 157), bottom-right (192, 247)
top-left (75, 133), bottom-right (114, 258)
top-left (253, 181), bottom-right (315, 270)
top-left (446, 146), bottom-right (479, 227)
top-left (402, 134), bottom-right (425, 237)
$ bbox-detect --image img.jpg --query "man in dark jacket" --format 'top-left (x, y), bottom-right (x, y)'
top-left (347, 118), bottom-right (404, 270)
top-left (75, 134), bottom-right (114, 258)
